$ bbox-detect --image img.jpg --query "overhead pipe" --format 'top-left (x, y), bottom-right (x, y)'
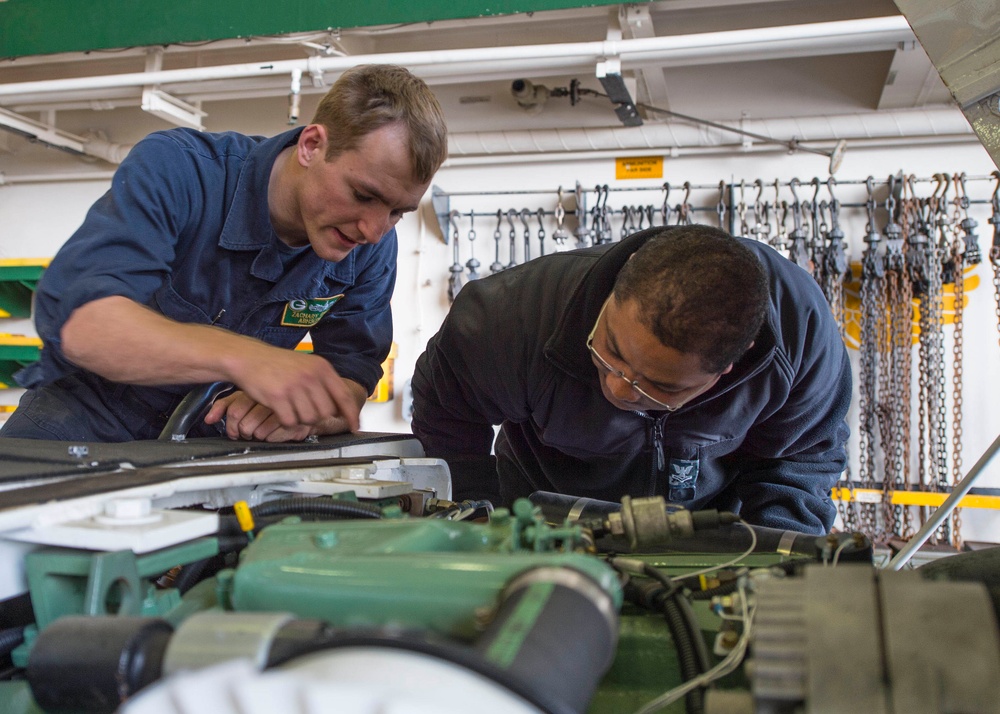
top-left (445, 107), bottom-right (974, 158)
top-left (0, 170), bottom-right (116, 185)
top-left (0, 17), bottom-right (913, 100)
top-left (441, 134), bottom-right (981, 168)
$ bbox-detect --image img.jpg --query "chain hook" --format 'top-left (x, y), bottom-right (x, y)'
top-left (465, 211), bottom-right (481, 280)
top-left (789, 177), bottom-right (801, 204)
top-left (490, 208), bottom-right (505, 274)
top-left (661, 182), bottom-right (671, 226)
top-left (505, 208), bottom-right (519, 268)
top-left (716, 180), bottom-right (727, 228)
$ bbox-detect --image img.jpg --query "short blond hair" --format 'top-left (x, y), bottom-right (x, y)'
top-left (312, 64), bottom-right (448, 183)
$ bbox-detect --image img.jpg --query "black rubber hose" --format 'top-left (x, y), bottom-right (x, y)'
top-left (250, 497), bottom-right (382, 520)
top-left (0, 593), bottom-right (34, 631)
top-left (662, 595), bottom-right (706, 714)
top-left (158, 381), bottom-right (235, 441)
top-left (626, 570), bottom-right (707, 714)
top-left (675, 588), bottom-right (712, 675)
top-left (171, 558), bottom-right (212, 595)
top-left (0, 627), bottom-right (24, 658)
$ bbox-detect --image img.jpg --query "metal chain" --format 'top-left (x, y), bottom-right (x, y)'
top-left (950, 237), bottom-right (965, 548)
top-left (990, 172), bottom-right (1000, 351)
top-left (876, 179), bottom-right (908, 539)
top-left (929, 178), bottom-right (952, 545)
top-left (857, 178), bottom-right (885, 541)
top-left (906, 188), bottom-right (934, 537)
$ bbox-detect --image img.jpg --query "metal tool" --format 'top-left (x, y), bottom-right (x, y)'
top-left (505, 208), bottom-right (518, 268)
top-left (447, 210), bottom-right (464, 304)
top-left (551, 187), bottom-right (570, 247)
top-left (490, 209), bottom-right (504, 274)
top-left (465, 211), bottom-right (481, 280)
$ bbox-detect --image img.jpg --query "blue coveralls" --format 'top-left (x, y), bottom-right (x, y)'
top-left (1, 127), bottom-right (397, 441)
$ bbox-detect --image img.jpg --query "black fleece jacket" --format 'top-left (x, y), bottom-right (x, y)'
top-left (412, 228), bottom-right (851, 534)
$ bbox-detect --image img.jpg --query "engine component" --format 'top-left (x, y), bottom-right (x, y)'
top-left (226, 502), bottom-right (620, 641)
top-left (747, 565), bottom-right (1000, 714)
top-left (26, 616), bottom-right (173, 713)
top-left (474, 566), bottom-right (619, 713)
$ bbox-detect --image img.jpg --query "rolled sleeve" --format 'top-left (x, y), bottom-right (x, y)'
top-left (25, 133), bottom-right (203, 387)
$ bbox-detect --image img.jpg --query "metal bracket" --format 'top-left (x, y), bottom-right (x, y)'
top-left (596, 58), bottom-right (642, 127)
top-left (432, 184), bottom-right (452, 244)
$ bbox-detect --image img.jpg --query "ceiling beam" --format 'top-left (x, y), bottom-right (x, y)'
top-left (877, 41), bottom-right (946, 109)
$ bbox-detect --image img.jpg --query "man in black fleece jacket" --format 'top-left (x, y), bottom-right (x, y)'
top-left (411, 225), bottom-right (851, 534)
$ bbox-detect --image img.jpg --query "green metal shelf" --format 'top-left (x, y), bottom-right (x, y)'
top-left (0, 259), bottom-right (49, 319)
top-left (0, 334), bottom-right (42, 388)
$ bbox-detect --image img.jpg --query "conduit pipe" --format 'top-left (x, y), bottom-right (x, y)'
top-left (0, 17), bottom-right (913, 99)
top-left (445, 107), bottom-right (973, 158)
top-left (442, 134), bottom-right (981, 168)
top-left (0, 171), bottom-right (116, 185)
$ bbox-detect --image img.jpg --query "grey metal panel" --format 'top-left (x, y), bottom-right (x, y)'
top-left (879, 570), bottom-right (1000, 714)
top-left (894, 0), bottom-right (1000, 168)
top-left (804, 566), bottom-right (889, 714)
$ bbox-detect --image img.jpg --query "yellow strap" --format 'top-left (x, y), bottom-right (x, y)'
top-left (831, 487), bottom-right (1000, 510)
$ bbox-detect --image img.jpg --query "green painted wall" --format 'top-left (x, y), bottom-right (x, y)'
top-left (0, 0), bottom-right (628, 59)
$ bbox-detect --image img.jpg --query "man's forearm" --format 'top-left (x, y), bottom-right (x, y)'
top-left (61, 295), bottom-right (268, 386)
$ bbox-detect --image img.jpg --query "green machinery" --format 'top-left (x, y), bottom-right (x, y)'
top-left (0, 440), bottom-right (997, 714)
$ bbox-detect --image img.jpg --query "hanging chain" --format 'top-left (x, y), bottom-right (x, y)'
top-left (855, 178), bottom-right (884, 540)
top-left (885, 181), bottom-right (913, 537)
top-left (990, 172), bottom-right (1000, 351)
top-left (947, 173), bottom-right (979, 548)
top-left (928, 175), bottom-right (952, 545)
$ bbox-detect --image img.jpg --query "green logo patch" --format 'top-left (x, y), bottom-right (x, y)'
top-left (280, 294), bottom-right (343, 327)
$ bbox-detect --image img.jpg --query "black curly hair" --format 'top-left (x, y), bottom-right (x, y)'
top-left (612, 225), bottom-right (769, 373)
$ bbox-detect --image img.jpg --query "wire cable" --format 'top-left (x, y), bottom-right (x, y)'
top-left (669, 521), bottom-right (758, 583)
top-left (632, 580), bottom-right (755, 714)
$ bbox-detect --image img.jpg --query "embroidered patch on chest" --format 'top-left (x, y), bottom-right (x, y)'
top-left (668, 458), bottom-right (699, 488)
top-left (280, 295), bottom-right (344, 327)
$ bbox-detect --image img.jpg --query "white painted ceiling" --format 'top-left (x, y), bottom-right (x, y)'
top-left (0, 0), bottom-right (957, 173)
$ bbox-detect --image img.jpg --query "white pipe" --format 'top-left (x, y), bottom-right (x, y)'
top-left (446, 107), bottom-right (973, 157)
top-left (440, 133), bottom-right (982, 167)
top-left (82, 134), bottom-right (135, 164)
top-left (0, 17), bottom-right (913, 99)
top-left (0, 171), bottom-right (116, 185)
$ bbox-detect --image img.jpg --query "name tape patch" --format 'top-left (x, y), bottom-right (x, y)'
top-left (280, 294), bottom-right (344, 327)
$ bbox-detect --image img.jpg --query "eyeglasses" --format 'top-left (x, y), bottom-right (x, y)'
top-left (586, 298), bottom-right (683, 412)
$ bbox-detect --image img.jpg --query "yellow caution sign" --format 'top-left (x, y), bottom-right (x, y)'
top-left (615, 156), bottom-right (663, 180)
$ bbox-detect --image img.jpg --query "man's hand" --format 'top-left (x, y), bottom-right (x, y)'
top-left (224, 347), bottom-right (362, 433)
top-left (205, 377), bottom-right (368, 442)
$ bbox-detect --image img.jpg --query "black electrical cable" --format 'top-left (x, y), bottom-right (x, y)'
top-left (0, 593), bottom-right (34, 630)
top-left (171, 557), bottom-right (215, 595)
top-left (675, 588), bottom-right (712, 675)
top-left (626, 569), bottom-right (708, 714)
top-left (250, 497), bottom-right (383, 520)
top-left (0, 627), bottom-right (25, 658)
top-left (0, 665), bottom-right (22, 681)
top-left (661, 595), bottom-right (706, 714)
top-left (644, 563), bottom-right (708, 714)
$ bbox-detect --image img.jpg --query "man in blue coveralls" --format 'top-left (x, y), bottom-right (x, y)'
top-left (0, 64), bottom-right (448, 443)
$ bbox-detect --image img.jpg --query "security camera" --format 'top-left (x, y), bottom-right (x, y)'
top-left (511, 79), bottom-right (549, 114)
